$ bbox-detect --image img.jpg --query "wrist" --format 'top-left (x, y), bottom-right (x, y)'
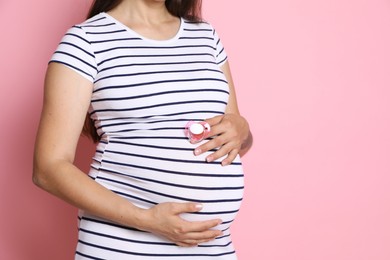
top-left (240, 130), bottom-right (253, 156)
top-left (116, 202), bottom-right (149, 230)
top-left (128, 206), bottom-right (153, 232)
top-left (238, 117), bottom-right (252, 155)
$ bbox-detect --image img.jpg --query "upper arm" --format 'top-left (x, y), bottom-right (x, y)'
top-left (34, 63), bottom-right (93, 165)
top-left (220, 61), bottom-right (240, 115)
top-left (209, 24), bottom-right (238, 114)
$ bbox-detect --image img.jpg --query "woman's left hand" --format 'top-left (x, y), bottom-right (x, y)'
top-left (193, 113), bottom-right (250, 166)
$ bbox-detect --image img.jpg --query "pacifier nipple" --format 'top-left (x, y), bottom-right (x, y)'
top-left (189, 123), bottom-right (204, 135)
top-left (185, 121), bottom-right (211, 143)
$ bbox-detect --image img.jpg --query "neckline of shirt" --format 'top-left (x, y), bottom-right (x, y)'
top-left (102, 12), bottom-right (183, 44)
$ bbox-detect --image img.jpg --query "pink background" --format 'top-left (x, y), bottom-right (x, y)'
top-left (1, 0), bottom-right (389, 259)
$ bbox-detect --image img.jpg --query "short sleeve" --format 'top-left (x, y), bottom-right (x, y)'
top-left (50, 26), bottom-right (97, 82)
top-left (212, 28), bottom-right (228, 66)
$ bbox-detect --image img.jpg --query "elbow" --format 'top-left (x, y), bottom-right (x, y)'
top-left (32, 162), bottom-right (46, 189)
top-left (32, 155), bottom-right (72, 193)
top-left (32, 157), bottom-right (52, 191)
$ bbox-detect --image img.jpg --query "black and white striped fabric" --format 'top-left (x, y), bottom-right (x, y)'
top-left (51, 12), bottom-right (244, 260)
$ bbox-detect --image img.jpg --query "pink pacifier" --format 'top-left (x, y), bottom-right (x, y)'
top-left (184, 121), bottom-right (211, 143)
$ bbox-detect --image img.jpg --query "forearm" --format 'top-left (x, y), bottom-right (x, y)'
top-left (33, 160), bottom-right (146, 229)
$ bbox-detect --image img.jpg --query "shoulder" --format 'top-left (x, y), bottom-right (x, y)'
top-left (181, 19), bottom-right (220, 41)
top-left (61, 12), bottom-right (119, 46)
top-left (182, 19), bottom-right (214, 31)
top-left (65, 13), bottom-right (111, 35)
top-left (74, 12), bottom-right (107, 29)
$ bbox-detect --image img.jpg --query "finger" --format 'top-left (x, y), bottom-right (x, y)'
top-left (204, 115), bottom-right (224, 127)
top-left (204, 119), bottom-right (225, 137)
top-left (183, 229), bottom-right (223, 241)
top-left (170, 202), bottom-right (203, 214)
top-left (176, 241), bottom-right (197, 247)
top-left (185, 219), bottom-right (222, 233)
top-left (175, 229), bottom-right (222, 247)
top-left (221, 149), bottom-right (240, 166)
top-left (180, 237), bottom-right (215, 246)
top-left (204, 138), bottom-right (237, 162)
top-left (194, 132), bottom-right (229, 156)
top-left (175, 230), bottom-right (221, 247)
top-left (206, 139), bottom-right (240, 161)
top-left (176, 238), bottom-right (216, 247)
top-left (194, 138), bottom-right (219, 156)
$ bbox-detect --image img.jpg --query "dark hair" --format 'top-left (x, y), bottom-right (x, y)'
top-left (83, 0), bottom-right (203, 142)
top-left (88, 0), bottom-right (203, 21)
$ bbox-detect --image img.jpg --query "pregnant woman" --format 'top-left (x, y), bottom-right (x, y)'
top-left (33, 0), bottom-right (253, 259)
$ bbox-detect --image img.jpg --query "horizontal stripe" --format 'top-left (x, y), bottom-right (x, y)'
top-left (179, 36), bottom-right (214, 40)
top-left (93, 78), bottom-right (228, 93)
top-left (59, 42), bottom-right (95, 58)
top-left (98, 60), bottom-right (217, 73)
top-left (183, 28), bottom-right (213, 32)
top-left (80, 216), bottom-right (144, 233)
top-left (113, 126), bottom-right (184, 133)
top-left (97, 119), bottom-right (187, 130)
top-left (85, 16), bottom-right (106, 24)
top-left (107, 139), bottom-right (218, 152)
top-left (90, 37), bottom-right (141, 44)
top-left (97, 110), bottom-right (224, 123)
top-left (85, 29), bottom-right (127, 35)
top-left (98, 169), bottom-right (244, 190)
top-left (112, 190), bottom-right (157, 205)
top-left (103, 149), bottom-right (241, 166)
top-left (79, 228), bottom-right (232, 248)
top-left (98, 175), bottom-right (242, 203)
top-left (75, 251), bottom-right (105, 260)
top-left (82, 22), bottom-right (116, 28)
top-left (49, 60), bottom-right (94, 80)
top-left (92, 88), bottom-right (228, 103)
top-left (218, 56), bottom-right (228, 65)
top-left (79, 228), bottom-right (175, 246)
top-left (101, 159), bottom-right (243, 178)
top-left (97, 52), bottom-right (215, 67)
top-left (94, 68), bottom-right (223, 84)
top-left (64, 32), bottom-right (91, 44)
top-left (78, 240), bottom-right (235, 257)
top-left (95, 44), bottom-right (216, 54)
top-left (52, 51), bottom-right (96, 70)
top-left (90, 100), bottom-right (227, 115)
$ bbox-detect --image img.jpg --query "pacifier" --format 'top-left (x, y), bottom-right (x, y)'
top-left (184, 121), bottom-right (211, 143)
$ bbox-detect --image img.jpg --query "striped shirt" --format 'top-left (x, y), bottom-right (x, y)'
top-left (51, 12), bottom-right (244, 259)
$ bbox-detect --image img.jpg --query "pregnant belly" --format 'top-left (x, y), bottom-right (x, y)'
top-left (90, 139), bottom-right (245, 228)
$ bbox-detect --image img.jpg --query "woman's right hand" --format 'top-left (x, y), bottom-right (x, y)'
top-left (139, 202), bottom-right (222, 247)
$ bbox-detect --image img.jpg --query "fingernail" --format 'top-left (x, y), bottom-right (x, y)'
top-left (195, 204), bottom-right (203, 210)
top-left (206, 156), bottom-right (212, 162)
top-left (194, 148), bottom-right (201, 155)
